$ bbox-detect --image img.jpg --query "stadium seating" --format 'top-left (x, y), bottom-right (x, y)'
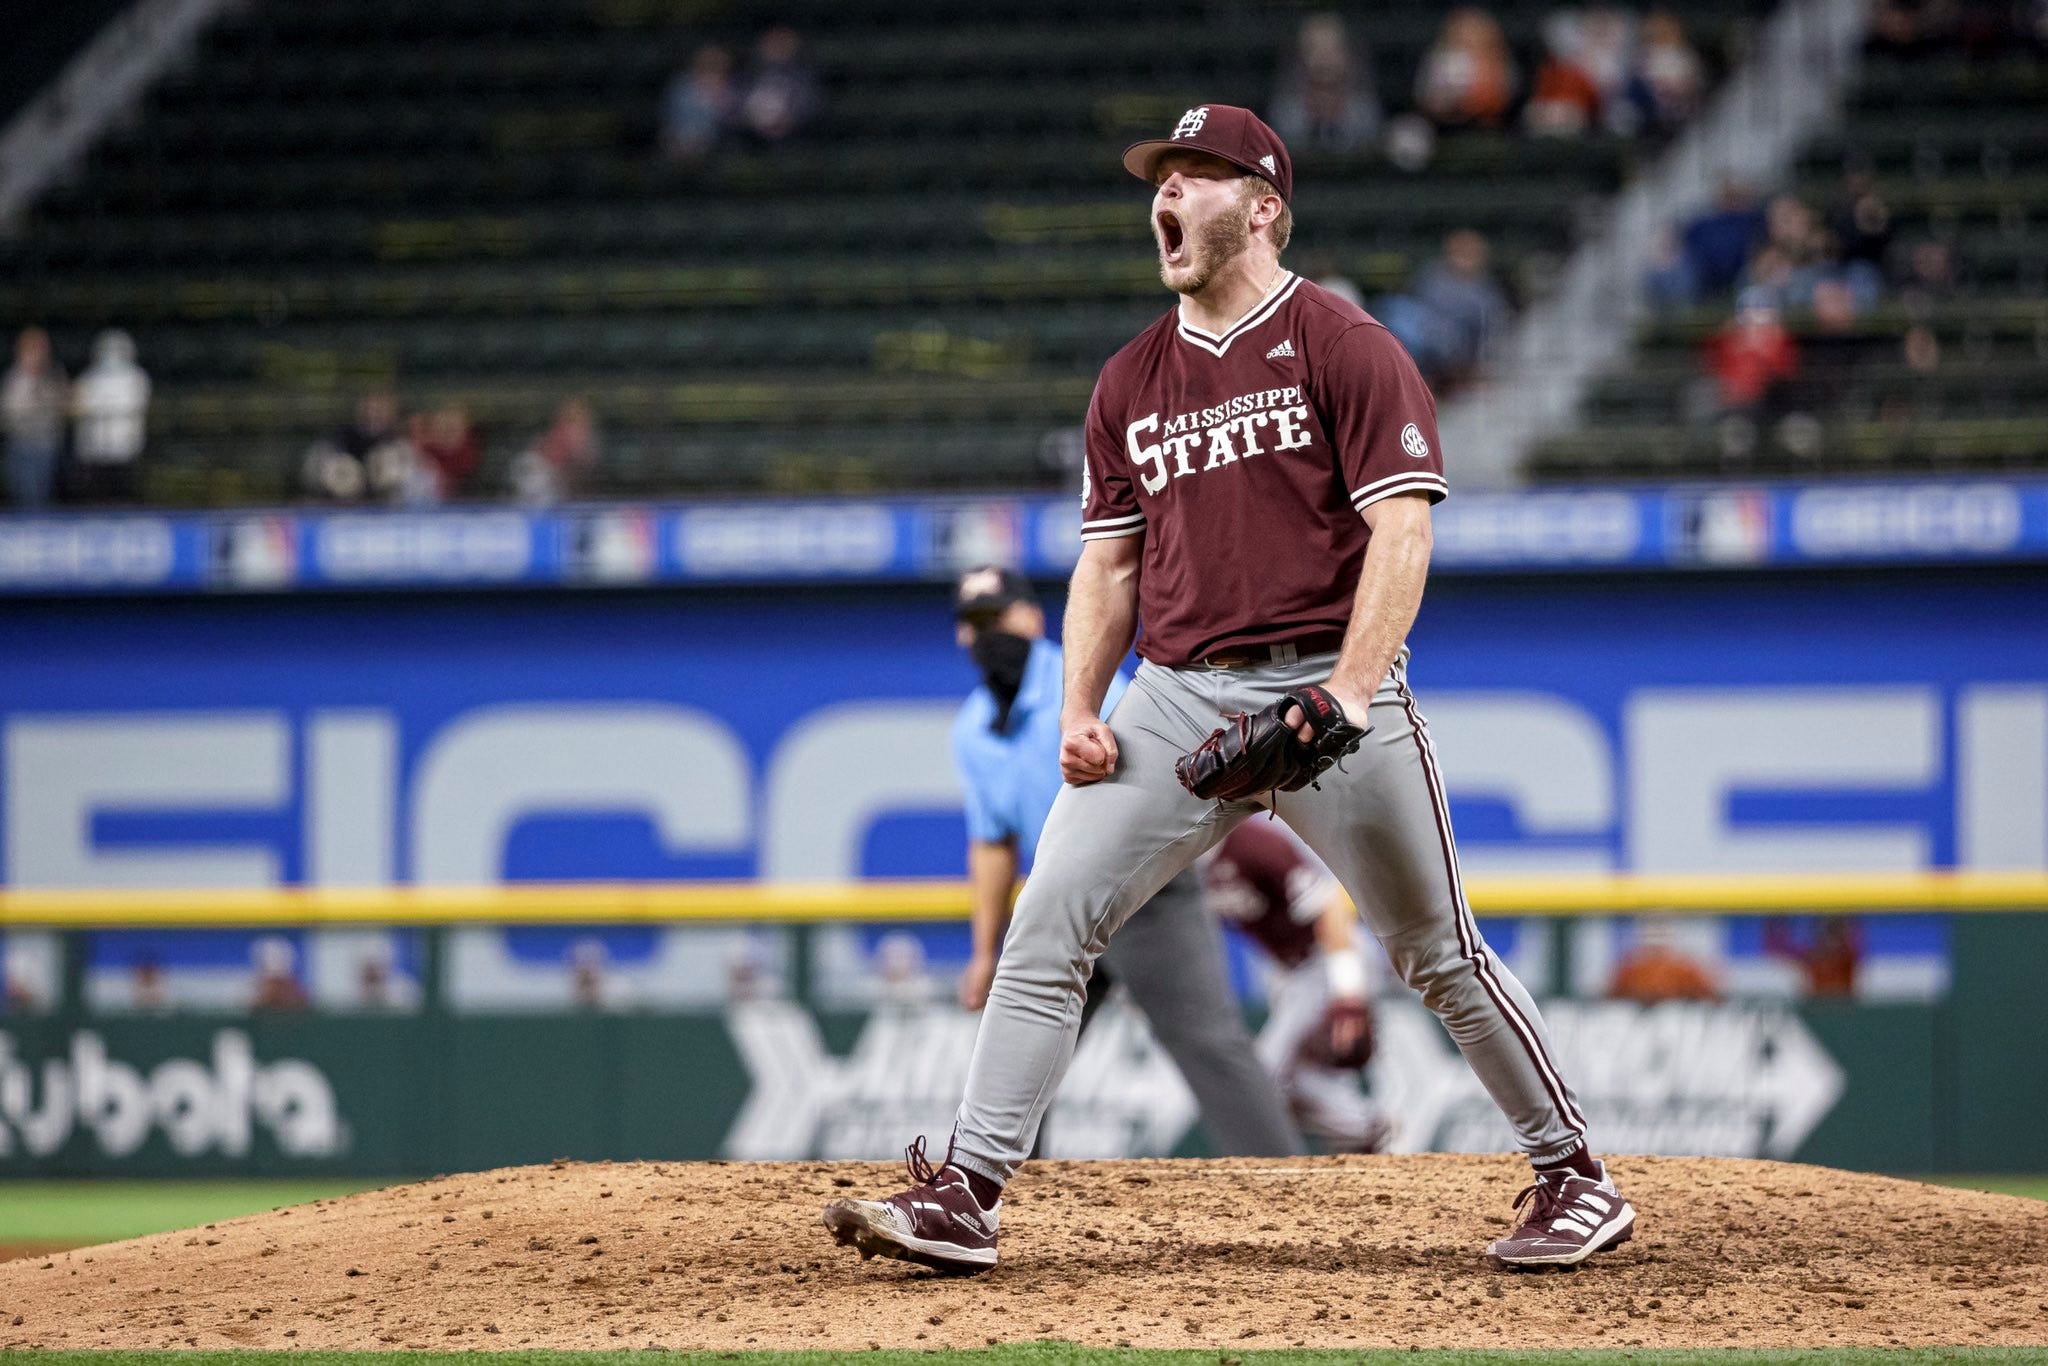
top-left (2, 0), bottom-right (1769, 502)
top-left (1534, 48), bottom-right (2048, 480)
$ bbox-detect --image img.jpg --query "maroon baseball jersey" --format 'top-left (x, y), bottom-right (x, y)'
top-left (1079, 272), bottom-right (1447, 666)
top-left (1198, 818), bottom-right (1340, 969)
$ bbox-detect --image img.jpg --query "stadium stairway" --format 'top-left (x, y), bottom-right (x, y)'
top-left (1532, 49), bottom-right (2048, 481)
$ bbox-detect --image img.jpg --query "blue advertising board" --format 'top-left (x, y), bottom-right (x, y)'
top-left (0, 568), bottom-right (2040, 889)
top-left (0, 477), bottom-right (2044, 595)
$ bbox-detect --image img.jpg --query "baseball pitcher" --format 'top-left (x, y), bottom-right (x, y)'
top-left (826, 104), bottom-right (1636, 1274)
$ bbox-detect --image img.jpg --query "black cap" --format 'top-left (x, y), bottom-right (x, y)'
top-left (953, 564), bottom-right (1034, 620)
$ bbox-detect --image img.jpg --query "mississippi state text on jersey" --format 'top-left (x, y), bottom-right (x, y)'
top-left (1080, 272), bottom-right (1447, 665)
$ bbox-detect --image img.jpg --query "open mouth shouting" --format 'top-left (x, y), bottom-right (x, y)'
top-left (1156, 209), bottom-right (1188, 267)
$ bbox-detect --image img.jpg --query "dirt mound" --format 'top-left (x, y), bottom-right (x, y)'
top-left (1, 1156), bottom-right (2044, 1351)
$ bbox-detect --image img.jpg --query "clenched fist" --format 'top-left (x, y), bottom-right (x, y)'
top-left (1060, 716), bottom-right (1119, 785)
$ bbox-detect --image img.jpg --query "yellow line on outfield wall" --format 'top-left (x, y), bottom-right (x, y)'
top-left (0, 871), bottom-right (2044, 928)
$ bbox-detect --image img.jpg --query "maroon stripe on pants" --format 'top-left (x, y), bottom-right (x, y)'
top-left (1392, 668), bottom-right (1589, 1140)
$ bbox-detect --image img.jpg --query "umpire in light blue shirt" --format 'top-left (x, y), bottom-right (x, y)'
top-left (948, 565), bottom-right (1303, 1157)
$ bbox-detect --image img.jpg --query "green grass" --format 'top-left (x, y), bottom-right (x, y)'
top-left (3, 1350), bottom-right (2045, 1365)
top-left (1923, 1174), bottom-right (2048, 1202)
top-left (0, 1179), bottom-right (397, 1245)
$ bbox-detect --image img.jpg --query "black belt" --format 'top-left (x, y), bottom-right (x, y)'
top-left (1193, 629), bottom-right (1347, 670)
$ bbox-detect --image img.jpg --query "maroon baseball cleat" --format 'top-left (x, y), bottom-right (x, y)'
top-left (822, 1135), bottom-right (999, 1274)
top-left (1485, 1162), bottom-right (1637, 1271)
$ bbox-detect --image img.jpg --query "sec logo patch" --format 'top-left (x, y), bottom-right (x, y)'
top-left (1400, 422), bottom-right (1430, 459)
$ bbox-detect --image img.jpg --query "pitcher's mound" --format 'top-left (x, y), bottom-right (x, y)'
top-left (2, 1155), bottom-right (2044, 1351)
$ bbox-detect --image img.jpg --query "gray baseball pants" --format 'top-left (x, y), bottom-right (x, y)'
top-left (1090, 867), bottom-right (1305, 1158)
top-left (952, 649), bottom-right (1590, 1184)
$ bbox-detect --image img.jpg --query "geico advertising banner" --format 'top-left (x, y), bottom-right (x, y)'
top-left (0, 568), bottom-right (2042, 887)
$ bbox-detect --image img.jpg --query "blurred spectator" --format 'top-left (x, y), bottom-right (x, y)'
top-left (1897, 240), bottom-right (1953, 383)
top-left (1577, 8), bottom-right (1639, 122)
top-left (132, 957), bottom-right (167, 1012)
top-left (1270, 12), bottom-right (1383, 153)
top-left (1815, 229), bottom-right (1884, 314)
top-left (1680, 178), bottom-right (1767, 297)
top-left (1383, 111), bottom-right (1438, 172)
top-left (1901, 322), bottom-right (1942, 373)
top-left (1525, 7), bottom-right (1638, 137)
top-left (1415, 8), bottom-right (1517, 129)
top-left (303, 389), bottom-right (415, 504)
top-left (662, 44), bottom-right (739, 161)
top-left (1764, 918), bottom-right (1863, 996)
top-left (1315, 270), bottom-right (1367, 309)
top-left (409, 403), bottom-right (481, 502)
top-left (69, 329), bottom-right (150, 504)
top-left (510, 396), bottom-right (602, 504)
top-left (876, 931), bottom-right (936, 1006)
top-left (1702, 288), bottom-right (1800, 413)
top-left (358, 944), bottom-right (394, 1009)
top-left (570, 937), bottom-right (608, 1009)
top-left (727, 946), bottom-right (766, 1002)
top-left (1737, 244), bottom-right (1799, 309)
top-left (1742, 194), bottom-right (1883, 314)
top-left (1387, 228), bottom-right (1513, 389)
top-left (1642, 225), bottom-right (1699, 310)
top-left (1764, 194), bottom-right (1819, 268)
top-left (1830, 173), bottom-right (1894, 277)
top-left (352, 937), bottom-right (420, 1012)
top-left (1524, 12), bottom-right (1605, 135)
top-left (1627, 9), bottom-right (1703, 133)
top-left (1900, 238), bottom-right (1956, 315)
top-left (4, 936), bottom-right (51, 1013)
top-left (1292, 251), bottom-right (1367, 308)
top-left (1777, 279), bottom-right (1872, 458)
top-left (737, 26), bottom-right (818, 144)
top-left (1608, 922), bottom-right (1719, 1003)
top-left (1800, 278), bottom-right (1871, 376)
top-left (3, 327), bottom-right (66, 510)
top-left (252, 935), bottom-right (309, 1011)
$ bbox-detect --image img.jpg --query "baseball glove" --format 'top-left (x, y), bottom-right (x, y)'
top-left (1299, 998), bottom-right (1374, 1070)
top-left (1174, 684), bottom-right (1369, 802)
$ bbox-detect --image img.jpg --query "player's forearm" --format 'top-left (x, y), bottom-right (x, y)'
top-left (1314, 890), bottom-right (1358, 955)
top-left (966, 839), bottom-right (1020, 958)
top-left (1326, 499), bottom-right (1432, 706)
top-left (1060, 540), bottom-right (1140, 724)
top-left (1315, 892), bottom-right (1369, 999)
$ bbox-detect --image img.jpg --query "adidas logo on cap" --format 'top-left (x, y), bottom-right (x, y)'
top-left (1266, 339), bottom-right (1295, 360)
top-left (1259, 154), bottom-right (1277, 174)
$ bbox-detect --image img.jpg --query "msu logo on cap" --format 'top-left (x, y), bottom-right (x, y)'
top-left (1171, 106), bottom-right (1210, 140)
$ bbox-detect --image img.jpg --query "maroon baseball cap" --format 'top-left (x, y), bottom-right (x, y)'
top-left (1121, 104), bottom-right (1294, 203)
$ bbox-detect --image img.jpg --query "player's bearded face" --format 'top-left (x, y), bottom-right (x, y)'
top-left (1154, 183), bottom-right (1253, 296)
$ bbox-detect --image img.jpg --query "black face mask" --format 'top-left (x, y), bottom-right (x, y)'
top-left (970, 630), bottom-right (1033, 732)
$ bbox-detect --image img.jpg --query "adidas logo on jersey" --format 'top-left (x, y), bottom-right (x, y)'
top-left (1265, 339), bottom-right (1295, 360)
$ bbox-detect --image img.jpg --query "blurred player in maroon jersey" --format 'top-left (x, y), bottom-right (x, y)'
top-left (1199, 819), bottom-right (1392, 1153)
